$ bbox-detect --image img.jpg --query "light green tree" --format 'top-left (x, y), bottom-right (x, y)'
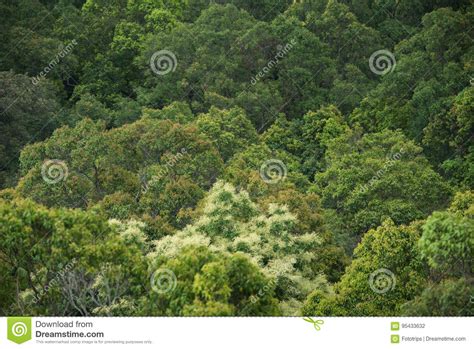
top-left (151, 181), bottom-right (330, 314)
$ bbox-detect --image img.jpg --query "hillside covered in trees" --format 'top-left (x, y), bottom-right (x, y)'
top-left (0, 0), bottom-right (473, 316)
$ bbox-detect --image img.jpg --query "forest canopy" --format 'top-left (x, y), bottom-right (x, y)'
top-left (0, 0), bottom-right (473, 317)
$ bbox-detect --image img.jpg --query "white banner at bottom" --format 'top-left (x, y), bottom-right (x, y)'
top-left (1, 317), bottom-right (472, 348)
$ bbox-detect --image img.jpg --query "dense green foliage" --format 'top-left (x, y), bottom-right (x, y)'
top-left (0, 0), bottom-right (472, 316)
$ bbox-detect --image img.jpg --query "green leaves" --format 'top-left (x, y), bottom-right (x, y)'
top-left (303, 219), bottom-right (428, 316)
top-left (0, 72), bottom-right (60, 188)
top-left (145, 246), bottom-right (280, 316)
top-left (16, 116), bottom-right (224, 227)
top-left (401, 278), bottom-right (474, 316)
top-left (0, 198), bottom-right (148, 316)
top-left (315, 128), bottom-right (451, 250)
top-left (151, 181), bottom-right (330, 314)
top-left (418, 191), bottom-right (474, 277)
top-left (196, 106), bottom-right (258, 161)
top-left (1, 0), bottom-right (471, 318)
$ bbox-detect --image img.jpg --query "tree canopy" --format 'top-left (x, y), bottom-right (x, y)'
top-left (0, 0), bottom-right (472, 316)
